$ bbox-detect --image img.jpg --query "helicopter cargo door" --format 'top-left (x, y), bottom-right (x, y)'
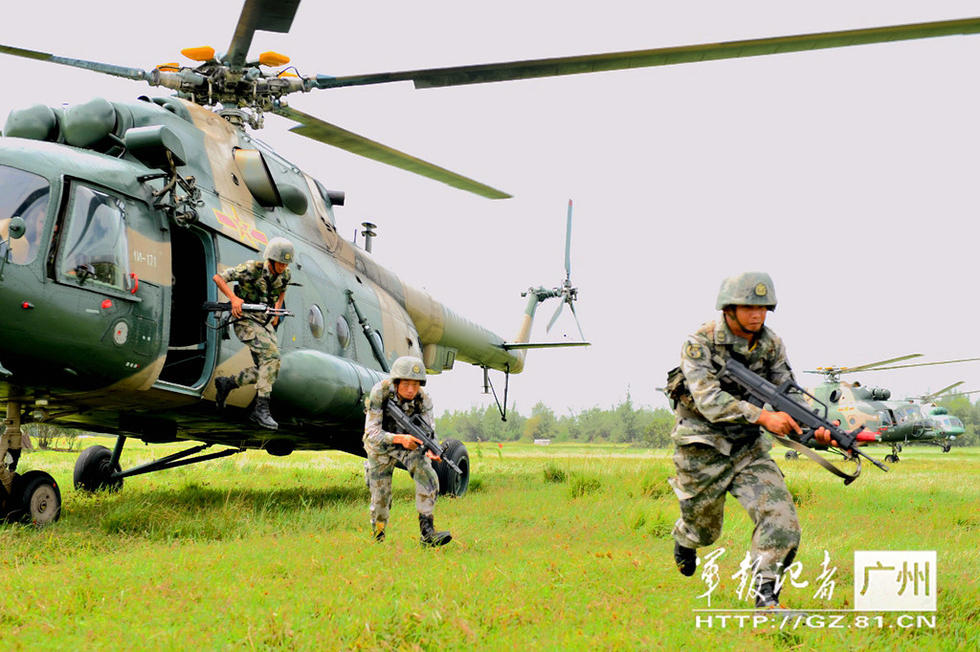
top-left (157, 223), bottom-right (217, 390)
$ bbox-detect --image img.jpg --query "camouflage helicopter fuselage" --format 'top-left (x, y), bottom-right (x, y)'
top-left (0, 96), bottom-right (529, 457)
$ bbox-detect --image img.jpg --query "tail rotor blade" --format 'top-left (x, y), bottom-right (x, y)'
top-left (546, 300), bottom-right (565, 332)
top-left (564, 199), bottom-right (573, 281)
top-left (569, 301), bottom-right (586, 341)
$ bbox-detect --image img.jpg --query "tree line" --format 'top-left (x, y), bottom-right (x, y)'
top-left (434, 391), bottom-right (980, 447)
top-left (436, 390), bottom-right (676, 447)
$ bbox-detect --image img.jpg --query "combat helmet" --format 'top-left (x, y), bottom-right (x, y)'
top-left (390, 356), bottom-right (426, 385)
top-left (715, 272), bottom-right (777, 311)
top-left (263, 237), bottom-right (295, 264)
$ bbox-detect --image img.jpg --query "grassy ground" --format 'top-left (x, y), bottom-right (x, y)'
top-left (1, 439), bottom-right (977, 650)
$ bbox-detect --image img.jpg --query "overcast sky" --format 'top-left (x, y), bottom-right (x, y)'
top-left (4, 1), bottom-right (980, 416)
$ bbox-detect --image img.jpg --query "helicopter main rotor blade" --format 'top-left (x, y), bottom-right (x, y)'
top-left (921, 381), bottom-right (965, 401)
top-left (0, 43), bottom-right (149, 81)
top-left (275, 105), bottom-right (511, 199)
top-left (864, 356), bottom-right (980, 372)
top-left (225, 0), bottom-right (302, 69)
top-left (839, 353), bottom-right (924, 373)
top-left (314, 16), bottom-right (980, 90)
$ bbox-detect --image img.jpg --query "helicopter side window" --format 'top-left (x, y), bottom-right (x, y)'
top-left (57, 184), bottom-right (131, 291)
top-left (0, 164), bottom-right (50, 265)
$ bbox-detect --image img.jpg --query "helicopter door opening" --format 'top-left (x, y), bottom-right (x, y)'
top-left (159, 224), bottom-right (215, 388)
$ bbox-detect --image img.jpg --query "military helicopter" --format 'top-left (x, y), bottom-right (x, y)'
top-left (3, 1), bottom-right (980, 524)
top-left (800, 355), bottom-right (980, 463)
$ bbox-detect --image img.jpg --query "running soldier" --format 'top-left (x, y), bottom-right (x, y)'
top-left (211, 237), bottom-right (294, 430)
top-left (363, 356), bottom-right (452, 546)
top-left (666, 272), bottom-right (833, 609)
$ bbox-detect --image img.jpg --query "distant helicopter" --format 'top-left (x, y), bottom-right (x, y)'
top-left (3, 0), bottom-right (980, 524)
top-left (800, 354), bottom-right (980, 463)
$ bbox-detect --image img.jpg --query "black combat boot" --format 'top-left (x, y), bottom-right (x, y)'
top-left (419, 514), bottom-right (452, 547)
top-left (373, 520), bottom-right (386, 542)
top-left (674, 542), bottom-right (698, 577)
top-left (250, 396), bottom-right (278, 430)
top-left (755, 580), bottom-right (781, 609)
top-left (214, 376), bottom-right (237, 409)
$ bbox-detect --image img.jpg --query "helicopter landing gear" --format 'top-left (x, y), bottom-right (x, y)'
top-left (1, 399), bottom-right (61, 525)
top-left (432, 438), bottom-right (470, 497)
top-left (884, 454), bottom-right (900, 463)
top-left (942, 442), bottom-right (952, 453)
top-left (784, 450), bottom-right (799, 461)
top-left (5, 470), bottom-right (62, 525)
top-left (73, 444), bottom-right (123, 492)
top-left (73, 436), bottom-right (245, 494)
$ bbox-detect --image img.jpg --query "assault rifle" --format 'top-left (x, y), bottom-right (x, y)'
top-left (385, 401), bottom-right (462, 475)
top-left (202, 301), bottom-right (293, 318)
top-left (714, 356), bottom-right (888, 484)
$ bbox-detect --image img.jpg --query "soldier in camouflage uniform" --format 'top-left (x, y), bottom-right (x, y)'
top-left (211, 237), bottom-right (294, 430)
top-left (363, 356), bottom-right (452, 546)
top-left (666, 272), bottom-right (833, 609)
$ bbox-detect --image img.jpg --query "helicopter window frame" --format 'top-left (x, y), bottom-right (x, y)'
top-left (0, 164), bottom-right (52, 266)
top-left (54, 180), bottom-right (136, 297)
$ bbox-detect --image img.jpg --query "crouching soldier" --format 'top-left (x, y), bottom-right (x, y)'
top-left (363, 356), bottom-right (452, 546)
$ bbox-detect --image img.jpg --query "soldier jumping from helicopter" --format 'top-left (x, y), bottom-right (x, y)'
top-left (211, 237), bottom-right (294, 431)
top-left (363, 356), bottom-right (452, 546)
top-left (665, 272), bottom-right (836, 611)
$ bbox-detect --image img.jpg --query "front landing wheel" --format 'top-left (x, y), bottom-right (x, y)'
top-left (8, 470), bottom-right (62, 525)
top-left (74, 445), bottom-right (123, 492)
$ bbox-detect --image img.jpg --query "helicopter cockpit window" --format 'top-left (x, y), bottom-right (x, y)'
top-left (58, 184), bottom-right (131, 291)
top-left (0, 164), bottom-right (50, 265)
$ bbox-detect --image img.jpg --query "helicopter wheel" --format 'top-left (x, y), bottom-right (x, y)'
top-left (6, 470), bottom-right (61, 526)
top-left (73, 445), bottom-right (123, 493)
top-left (433, 439), bottom-right (470, 497)
top-left (884, 454), bottom-right (899, 463)
top-left (895, 444), bottom-right (903, 453)
top-left (942, 444), bottom-right (951, 453)
top-left (784, 451), bottom-right (799, 461)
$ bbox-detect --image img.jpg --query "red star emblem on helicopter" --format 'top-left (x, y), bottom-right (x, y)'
top-left (213, 206), bottom-right (268, 249)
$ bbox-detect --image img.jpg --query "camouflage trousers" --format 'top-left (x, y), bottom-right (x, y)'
top-left (232, 319), bottom-right (281, 398)
top-left (366, 445), bottom-right (439, 526)
top-left (669, 436), bottom-right (801, 581)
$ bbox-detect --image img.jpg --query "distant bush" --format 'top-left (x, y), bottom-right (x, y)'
top-left (639, 470), bottom-right (673, 499)
top-left (542, 463), bottom-right (568, 484)
top-left (787, 480), bottom-right (815, 506)
top-left (567, 473), bottom-right (602, 498)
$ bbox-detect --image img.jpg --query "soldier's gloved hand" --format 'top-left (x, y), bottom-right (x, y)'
top-left (392, 434), bottom-right (423, 450)
top-left (756, 409), bottom-right (803, 437)
top-left (230, 295), bottom-right (245, 318)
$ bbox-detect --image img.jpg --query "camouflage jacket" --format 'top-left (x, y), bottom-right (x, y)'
top-left (670, 317), bottom-right (805, 455)
top-left (219, 260), bottom-right (291, 309)
top-left (363, 378), bottom-right (435, 455)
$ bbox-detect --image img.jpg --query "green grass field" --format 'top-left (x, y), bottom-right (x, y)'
top-left (1, 439), bottom-right (977, 650)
